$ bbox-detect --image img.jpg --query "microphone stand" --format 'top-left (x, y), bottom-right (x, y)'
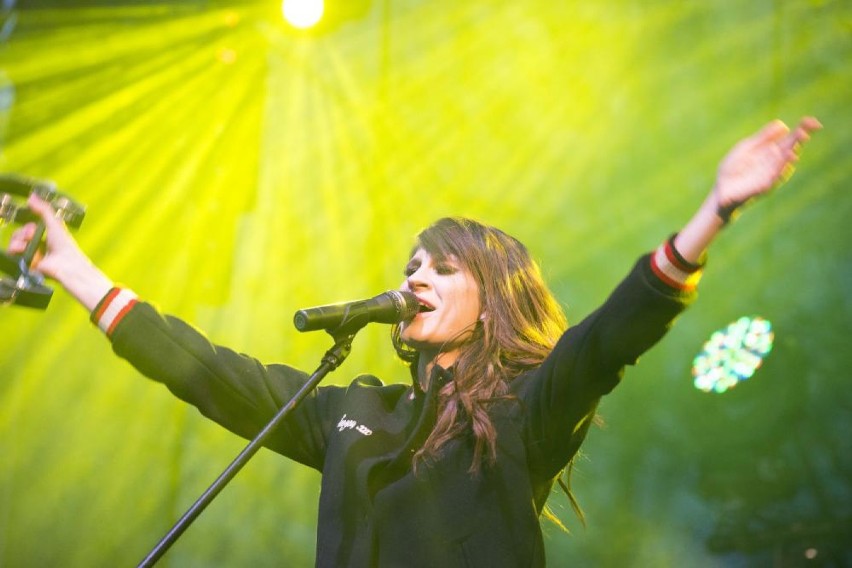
top-left (137, 329), bottom-right (357, 567)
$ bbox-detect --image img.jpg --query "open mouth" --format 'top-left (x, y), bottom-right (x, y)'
top-left (417, 301), bottom-right (435, 313)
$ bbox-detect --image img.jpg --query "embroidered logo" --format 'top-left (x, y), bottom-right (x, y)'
top-left (336, 414), bottom-right (373, 436)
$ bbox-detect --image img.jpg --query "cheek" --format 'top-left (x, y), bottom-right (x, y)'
top-left (459, 288), bottom-right (481, 325)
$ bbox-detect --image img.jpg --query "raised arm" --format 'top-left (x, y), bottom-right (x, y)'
top-left (673, 116), bottom-right (822, 263)
top-left (7, 192), bottom-right (114, 311)
top-left (8, 192), bottom-right (333, 468)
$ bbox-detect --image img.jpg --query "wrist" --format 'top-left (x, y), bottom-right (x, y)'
top-left (90, 286), bottom-right (137, 336)
top-left (671, 193), bottom-right (725, 265)
top-left (54, 255), bottom-right (114, 312)
top-left (650, 234), bottom-right (705, 292)
top-left (712, 184), bottom-right (744, 224)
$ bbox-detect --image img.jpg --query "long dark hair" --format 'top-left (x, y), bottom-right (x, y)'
top-left (393, 217), bottom-right (587, 528)
top-left (392, 217), bottom-right (567, 468)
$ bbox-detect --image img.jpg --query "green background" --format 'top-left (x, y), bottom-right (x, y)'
top-left (1, 1), bottom-right (849, 566)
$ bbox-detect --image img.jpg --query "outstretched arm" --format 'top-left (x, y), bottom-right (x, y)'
top-left (8, 117), bottom-right (821, 308)
top-left (673, 116), bottom-right (822, 263)
top-left (7, 193), bottom-right (113, 311)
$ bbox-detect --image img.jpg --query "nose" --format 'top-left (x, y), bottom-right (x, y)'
top-left (404, 266), bottom-right (429, 292)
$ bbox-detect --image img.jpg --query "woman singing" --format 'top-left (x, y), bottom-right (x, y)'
top-left (8, 117), bottom-right (820, 566)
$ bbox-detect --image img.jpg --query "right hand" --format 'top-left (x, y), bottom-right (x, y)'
top-left (8, 193), bottom-right (115, 312)
top-left (8, 193), bottom-right (90, 281)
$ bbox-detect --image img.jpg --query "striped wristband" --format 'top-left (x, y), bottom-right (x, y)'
top-left (649, 235), bottom-right (704, 292)
top-left (90, 287), bottom-right (138, 336)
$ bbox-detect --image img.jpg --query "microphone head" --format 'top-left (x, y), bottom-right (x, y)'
top-left (383, 290), bottom-right (420, 323)
top-left (292, 290), bottom-right (421, 333)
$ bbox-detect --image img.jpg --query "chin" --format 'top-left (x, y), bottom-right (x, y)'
top-left (399, 330), bottom-right (433, 352)
top-left (399, 333), bottom-right (425, 348)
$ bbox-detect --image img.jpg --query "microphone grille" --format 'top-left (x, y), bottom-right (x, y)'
top-left (388, 290), bottom-right (420, 321)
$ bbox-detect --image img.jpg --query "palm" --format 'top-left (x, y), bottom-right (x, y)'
top-left (714, 117), bottom-right (821, 208)
top-left (7, 196), bottom-right (85, 280)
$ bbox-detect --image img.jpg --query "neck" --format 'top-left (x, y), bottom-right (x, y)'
top-left (416, 349), bottom-right (459, 391)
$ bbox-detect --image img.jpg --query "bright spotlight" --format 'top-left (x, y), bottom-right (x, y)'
top-left (282, 0), bottom-right (324, 29)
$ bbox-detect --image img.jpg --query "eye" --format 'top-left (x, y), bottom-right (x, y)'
top-left (435, 263), bottom-right (458, 276)
top-left (403, 262), bottom-right (420, 277)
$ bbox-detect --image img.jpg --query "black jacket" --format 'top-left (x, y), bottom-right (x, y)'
top-left (107, 254), bottom-right (694, 567)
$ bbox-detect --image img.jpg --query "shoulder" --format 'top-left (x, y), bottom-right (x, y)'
top-left (349, 374), bottom-right (385, 388)
top-left (344, 374), bottom-right (408, 399)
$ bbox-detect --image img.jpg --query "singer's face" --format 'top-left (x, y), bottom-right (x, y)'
top-left (399, 248), bottom-right (481, 362)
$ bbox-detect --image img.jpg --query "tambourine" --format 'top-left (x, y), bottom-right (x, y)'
top-left (0, 174), bottom-right (86, 309)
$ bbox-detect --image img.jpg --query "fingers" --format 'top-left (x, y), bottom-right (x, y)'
top-left (768, 116), bottom-right (821, 188)
top-left (799, 116), bottom-right (822, 133)
top-left (27, 193), bottom-right (60, 225)
top-left (26, 193), bottom-right (77, 247)
top-left (792, 116), bottom-right (822, 146)
top-left (780, 116), bottom-right (822, 162)
top-left (754, 116), bottom-right (820, 152)
top-left (5, 196), bottom-right (59, 256)
top-left (754, 119), bottom-right (790, 146)
top-left (8, 223), bottom-right (38, 254)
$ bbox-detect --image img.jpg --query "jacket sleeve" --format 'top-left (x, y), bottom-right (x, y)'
top-left (96, 292), bottom-right (342, 471)
top-left (519, 240), bottom-right (702, 479)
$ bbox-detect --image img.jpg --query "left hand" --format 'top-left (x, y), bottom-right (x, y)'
top-left (713, 116), bottom-right (822, 212)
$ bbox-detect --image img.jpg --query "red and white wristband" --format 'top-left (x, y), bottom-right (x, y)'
top-left (650, 235), bottom-right (704, 292)
top-left (90, 287), bottom-right (138, 337)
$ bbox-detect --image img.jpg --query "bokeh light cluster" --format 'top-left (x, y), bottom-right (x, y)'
top-left (693, 316), bottom-right (774, 393)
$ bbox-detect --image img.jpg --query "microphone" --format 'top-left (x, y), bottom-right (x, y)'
top-left (293, 290), bottom-right (420, 333)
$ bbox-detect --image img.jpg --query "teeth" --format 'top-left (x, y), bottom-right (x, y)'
top-left (418, 303), bottom-right (435, 313)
